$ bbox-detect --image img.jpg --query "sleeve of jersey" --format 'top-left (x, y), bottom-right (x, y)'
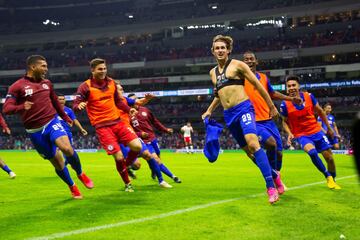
top-left (67, 108), bottom-right (77, 120)
top-left (125, 97), bottom-right (136, 106)
top-left (49, 83), bottom-right (72, 124)
top-left (114, 90), bottom-right (130, 113)
top-left (309, 93), bottom-right (318, 106)
top-left (279, 102), bottom-right (288, 117)
top-left (73, 83), bottom-right (89, 112)
top-left (2, 83), bottom-right (25, 114)
top-left (149, 111), bottom-right (168, 132)
top-left (267, 78), bottom-right (275, 94)
top-left (0, 113), bottom-right (8, 129)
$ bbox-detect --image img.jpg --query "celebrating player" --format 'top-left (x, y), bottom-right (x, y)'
top-left (280, 75), bottom-right (340, 189)
top-left (317, 103), bottom-right (341, 150)
top-left (56, 93), bottom-right (93, 189)
top-left (0, 113), bottom-right (16, 179)
top-left (73, 58), bottom-right (165, 191)
top-left (3, 55), bottom-right (91, 199)
top-left (128, 94), bottom-right (181, 184)
top-left (202, 35), bottom-right (280, 204)
top-left (243, 51), bottom-right (302, 194)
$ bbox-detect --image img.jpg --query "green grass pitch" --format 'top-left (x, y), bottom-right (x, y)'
top-left (0, 151), bottom-right (359, 240)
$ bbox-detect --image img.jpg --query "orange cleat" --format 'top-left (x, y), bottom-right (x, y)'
top-left (78, 173), bottom-right (94, 189)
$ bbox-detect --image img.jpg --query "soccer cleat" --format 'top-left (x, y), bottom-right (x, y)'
top-left (274, 173), bottom-right (285, 195)
top-left (124, 183), bottom-right (134, 192)
top-left (127, 168), bottom-right (137, 179)
top-left (267, 187), bottom-right (279, 204)
top-left (173, 176), bottom-right (182, 183)
top-left (69, 184), bottom-right (83, 199)
top-left (77, 173), bottom-right (94, 189)
top-left (9, 171), bottom-right (16, 179)
top-left (326, 176), bottom-right (341, 190)
top-left (159, 181), bottom-right (173, 188)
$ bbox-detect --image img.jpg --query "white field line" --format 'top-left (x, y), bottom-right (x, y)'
top-left (26, 175), bottom-right (357, 240)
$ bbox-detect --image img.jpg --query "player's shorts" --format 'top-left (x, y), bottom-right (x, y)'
top-left (256, 120), bottom-right (283, 151)
top-left (184, 136), bottom-right (192, 144)
top-left (297, 131), bottom-right (331, 153)
top-left (224, 100), bottom-right (257, 148)
top-left (96, 121), bottom-right (138, 155)
top-left (120, 143), bottom-right (130, 158)
top-left (326, 134), bottom-right (339, 147)
top-left (27, 117), bottom-right (68, 159)
top-left (149, 139), bottom-right (161, 156)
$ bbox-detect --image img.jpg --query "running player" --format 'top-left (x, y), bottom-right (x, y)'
top-left (3, 55), bottom-right (90, 199)
top-left (280, 75), bottom-right (340, 189)
top-left (56, 93), bottom-right (93, 189)
top-left (243, 51), bottom-right (302, 194)
top-left (73, 58), bottom-right (167, 191)
top-left (128, 94), bottom-right (181, 184)
top-left (317, 103), bottom-right (341, 150)
top-left (0, 113), bottom-right (16, 179)
top-left (202, 35), bottom-right (280, 204)
top-left (181, 122), bottom-right (194, 154)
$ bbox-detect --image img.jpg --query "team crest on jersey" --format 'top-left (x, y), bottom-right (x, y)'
top-left (107, 145), bottom-right (114, 151)
top-left (42, 84), bottom-right (49, 89)
top-left (141, 112), bottom-right (147, 116)
top-left (24, 88), bottom-right (33, 97)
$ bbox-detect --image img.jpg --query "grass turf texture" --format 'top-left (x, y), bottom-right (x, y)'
top-left (0, 151), bottom-right (359, 240)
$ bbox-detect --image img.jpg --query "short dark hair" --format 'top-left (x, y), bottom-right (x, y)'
top-left (26, 55), bottom-right (46, 68)
top-left (90, 58), bottom-right (106, 69)
top-left (243, 50), bottom-right (257, 59)
top-left (286, 75), bottom-right (300, 83)
top-left (56, 92), bottom-right (65, 97)
top-left (324, 103), bottom-right (331, 108)
top-left (127, 93), bottom-right (136, 98)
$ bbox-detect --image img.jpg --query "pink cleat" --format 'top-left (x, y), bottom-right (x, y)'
top-left (267, 187), bottom-right (279, 204)
top-left (69, 184), bottom-right (83, 199)
top-left (78, 173), bottom-right (94, 189)
top-left (274, 173), bottom-right (285, 195)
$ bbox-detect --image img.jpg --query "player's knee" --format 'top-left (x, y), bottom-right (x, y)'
top-left (61, 145), bottom-right (74, 156)
top-left (141, 150), bottom-right (152, 160)
top-left (128, 140), bottom-right (142, 152)
top-left (247, 142), bottom-right (260, 153)
top-left (132, 161), bottom-right (141, 170)
top-left (265, 138), bottom-right (277, 151)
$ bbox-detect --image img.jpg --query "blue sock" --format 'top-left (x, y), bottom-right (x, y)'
top-left (308, 149), bottom-right (330, 178)
top-left (266, 149), bottom-right (277, 170)
top-left (159, 164), bottom-right (174, 178)
top-left (254, 149), bottom-right (275, 188)
top-left (65, 151), bottom-right (82, 175)
top-left (147, 158), bottom-right (163, 183)
top-left (271, 169), bottom-right (278, 179)
top-left (329, 171), bottom-right (336, 180)
top-left (1, 165), bottom-right (12, 174)
top-left (55, 167), bottom-right (74, 186)
top-left (277, 159), bottom-right (283, 172)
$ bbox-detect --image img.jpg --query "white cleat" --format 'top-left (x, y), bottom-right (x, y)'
top-left (9, 172), bottom-right (16, 179)
top-left (159, 181), bottom-right (173, 188)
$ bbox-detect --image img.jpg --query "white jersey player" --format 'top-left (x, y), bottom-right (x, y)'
top-left (181, 122), bottom-right (194, 153)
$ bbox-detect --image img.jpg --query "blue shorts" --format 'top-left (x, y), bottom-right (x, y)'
top-left (297, 131), bottom-right (331, 153)
top-left (326, 134), bottom-right (339, 147)
top-left (28, 117), bottom-right (68, 159)
top-left (256, 120), bottom-right (283, 151)
top-left (149, 139), bottom-right (161, 156)
top-left (120, 143), bottom-right (130, 158)
top-left (224, 100), bottom-right (257, 148)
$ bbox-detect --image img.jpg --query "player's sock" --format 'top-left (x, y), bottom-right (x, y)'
top-left (271, 169), bottom-right (278, 179)
top-left (308, 149), bottom-right (331, 177)
top-left (55, 167), bottom-right (74, 186)
top-left (329, 171), bottom-right (336, 180)
top-left (147, 159), bottom-right (163, 183)
top-left (1, 165), bottom-right (12, 174)
top-left (185, 146), bottom-right (189, 153)
top-left (115, 160), bottom-right (130, 184)
top-left (190, 145), bottom-right (194, 153)
top-left (266, 149), bottom-right (277, 170)
top-left (65, 151), bottom-right (82, 175)
top-left (277, 158), bottom-right (283, 171)
top-left (254, 149), bottom-right (275, 188)
top-left (159, 163), bottom-right (174, 178)
top-left (125, 150), bottom-right (138, 166)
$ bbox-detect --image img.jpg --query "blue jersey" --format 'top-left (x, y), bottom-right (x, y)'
top-left (317, 114), bottom-right (335, 132)
top-left (56, 106), bottom-right (76, 135)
